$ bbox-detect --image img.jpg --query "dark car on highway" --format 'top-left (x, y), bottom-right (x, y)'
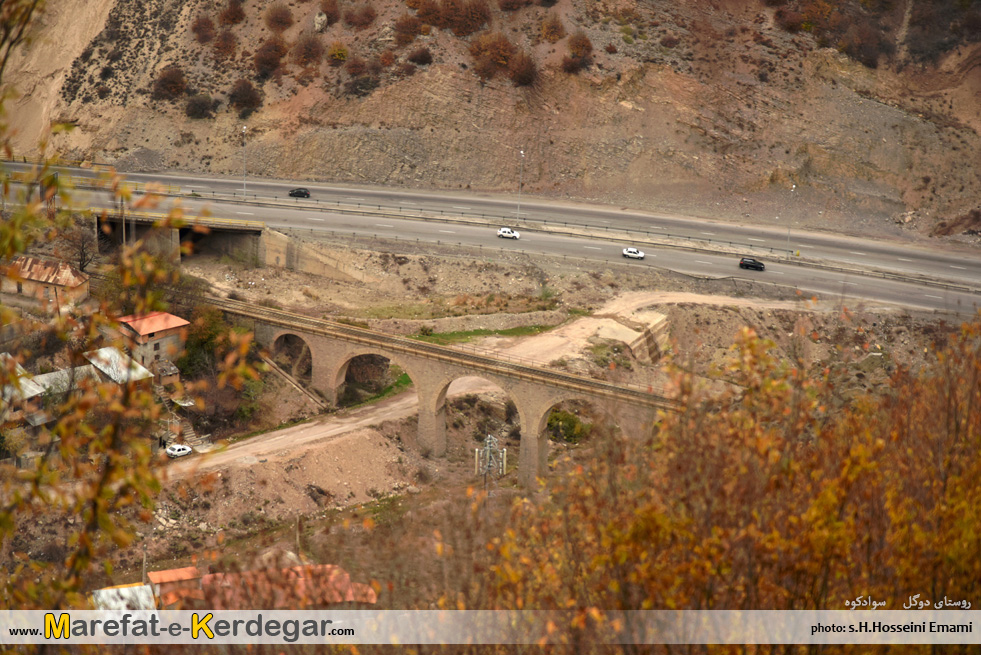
top-left (289, 188), bottom-right (311, 198)
top-left (739, 257), bottom-right (765, 271)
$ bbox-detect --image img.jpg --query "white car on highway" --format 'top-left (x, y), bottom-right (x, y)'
top-left (497, 227), bottom-right (520, 239)
top-left (622, 247), bottom-right (645, 260)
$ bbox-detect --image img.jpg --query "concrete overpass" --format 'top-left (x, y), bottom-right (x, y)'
top-left (98, 210), bottom-right (264, 264)
top-left (207, 297), bottom-right (675, 487)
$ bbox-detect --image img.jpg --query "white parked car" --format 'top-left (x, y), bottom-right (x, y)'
top-left (622, 247), bottom-right (645, 260)
top-left (165, 444), bottom-right (192, 459)
top-left (497, 227), bottom-right (520, 239)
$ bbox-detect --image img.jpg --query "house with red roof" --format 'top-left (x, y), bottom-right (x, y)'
top-left (147, 564), bottom-right (377, 610)
top-left (116, 311), bottom-right (190, 369)
top-left (0, 256), bottom-right (89, 313)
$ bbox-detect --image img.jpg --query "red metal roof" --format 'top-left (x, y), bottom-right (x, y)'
top-left (147, 566), bottom-right (202, 585)
top-left (6, 256), bottom-right (88, 288)
top-left (117, 311), bottom-right (190, 336)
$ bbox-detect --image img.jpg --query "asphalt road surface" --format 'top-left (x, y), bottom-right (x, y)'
top-left (7, 163), bottom-right (981, 315)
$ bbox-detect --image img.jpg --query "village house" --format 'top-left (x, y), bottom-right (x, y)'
top-left (114, 312), bottom-right (189, 369)
top-left (0, 256), bottom-right (89, 312)
top-left (83, 346), bottom-right (154, 387)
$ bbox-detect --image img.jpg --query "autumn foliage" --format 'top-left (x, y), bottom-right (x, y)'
top-left (459, 322), bottom-right (981, 627)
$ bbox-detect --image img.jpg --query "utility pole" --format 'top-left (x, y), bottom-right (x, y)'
top-left (242, 125), bottom-right (247, 197)
top-left (515, 149), bottom-right (524, 222)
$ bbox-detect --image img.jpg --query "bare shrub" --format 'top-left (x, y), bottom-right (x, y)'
top-left (265, 3), bottom-right (294, 33)
top-left (344, 75), bottom-right (379, 96)
top-left (394, 13), bottom-right (422, 46)
top-left (344, 4), bottom-right (377, 29)
top-left (293, 34), bottom-right (325, 65)
top-left (605, 42), bottom-right (617, 53)
top-left (185, 93), bottom-right (213, 118)
top-left (407, 46), bottom-right (432, 65)
top-left (345, 55), bottom-right (367, 76)
top-left (327, 41), bottom-right (349, 65)
top-left (417, 0), bottom-right (440, 24)
top-left (320, 0), bottom-right (341, 25)
top-left (473, 55), bottom-right (497, 79)
top-left (152, 65), bottom-right (186, 100)
top-left (439, 0), bottom-right (491, 37)
top-left (395, 62), bottom-right (417, 77)
top-left (660, 34), bottom-right (680, 48)
top-left (213, 29), bottom-right (238, 60)
top-left (508, 49), bottom-right (537, 86)
top-left (229, 78), bottom-right (261, 116)
top-left (540, 12), bottom-right (564, 43)
top-left (379, 49), bottom-right (396, 67)
top-left (254, 38), bottom-right (287, 78)
top-left (498, 0), bottom-right (529, 9)
top-left (219, 0), bottom-right (245, 26)
top-left (568, 29), bottom-right (593, 59)
top-left (561, 54), bottom-right (582, 73)
top-left (775, 8), bottom-right (803, 33)
top-left (192, 15), bottom-right (216, 43)
top-left (469, 31), bottom-right (515, 67)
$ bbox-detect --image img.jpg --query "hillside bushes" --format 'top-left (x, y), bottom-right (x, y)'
top-left (152, 65), bottom-right (186, 100)
top-left (229, 78), bottom-right (262, 117)
top-left (320, 0), bottom-right (341, 25)
top-left (344, 3), bottom-right (378, 30)
top-left (540, 12), bottom-right (565, 43)
top-left (394, 13), bottom-right (423, 46)
top-left (407, 46), bottom-right (433, 65)
top-left (185, 93), bottom-right (213, 118)
top-left (254, 38), bottom-right (287, 78)
top-left (414, 0), bottom-right (489, 37)
top-left (213, 29), bottom-right (237, 61)
top-left (264, 3), bottom-right (294, 33)
top-left (219, 0), bottom-right (245, 26)
top-left (293, 34), bottom-right (325, 66)
top-left (191, 15), bottom-right (215, 43)
top-left (561, 30), bottom-right (592, 73)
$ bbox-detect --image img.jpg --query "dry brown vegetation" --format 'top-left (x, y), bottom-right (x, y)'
top-left (254, 38), bottom-right (288, 78)
top-left (539, 11), bottom-right (564, 43)
top-left (191, 14), bottom-right (216, 44)
top-left (292, 34), bottom-right (325, 66)
top-left (264, 2), bottom-right (294, 33)
top-left (344, 3), bottom-right (378, 30)
top-left (219, 0), bottom-right (245, 26)
top-left (151, 65), bottom-right (186, 100)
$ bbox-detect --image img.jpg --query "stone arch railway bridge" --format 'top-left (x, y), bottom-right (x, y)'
top-left (208, 297), bottom-right (677, 486)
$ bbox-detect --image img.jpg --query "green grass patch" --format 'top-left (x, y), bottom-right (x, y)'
top-left (353, 303), bottom-right (439, 320)
top-left (411, 325), bottom-right (552, 345)
top-left (364, 494), bottom-right (410, 525)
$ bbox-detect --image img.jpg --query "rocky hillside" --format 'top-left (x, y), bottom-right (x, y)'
top-left (8, 0), bottom-right (981, 239)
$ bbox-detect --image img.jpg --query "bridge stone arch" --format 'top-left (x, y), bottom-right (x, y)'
top-left (251, 319), bottom-right (668, 487)
top-left (327, 346), bottom-right (423, 403)
top-left (270, 332), bottom-right (314, 384)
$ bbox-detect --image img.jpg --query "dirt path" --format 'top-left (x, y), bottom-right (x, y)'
top-left (166, 376), bottom-right (497, 479)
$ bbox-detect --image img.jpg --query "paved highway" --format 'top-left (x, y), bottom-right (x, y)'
top-left (6, 162), bottom-right (980, 315)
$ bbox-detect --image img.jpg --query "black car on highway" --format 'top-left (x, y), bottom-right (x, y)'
top-left (739, 257), bottom-right (765, 271)
top-left (289, 188), bottom-right (311, 198)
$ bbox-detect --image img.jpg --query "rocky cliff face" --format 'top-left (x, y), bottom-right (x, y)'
top-left (9, 0), bottom-right (981, 239)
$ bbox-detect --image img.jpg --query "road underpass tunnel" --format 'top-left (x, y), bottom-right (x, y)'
top-left (272, 333), bottom-right (313, 387)
top-left (335, 354), bottom-right (409, 408)
top-left (543, 399), bottom-right (624, 443)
